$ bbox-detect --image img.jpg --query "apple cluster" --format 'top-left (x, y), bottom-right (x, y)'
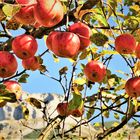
top-left (14, 0), bottom-right (64, 28)
top-left (56, 102), bottom-right (84, 118)
top-left (46, 21), bottom-right (92, 58)
top-left (115, 33), bottom-right (140, 98)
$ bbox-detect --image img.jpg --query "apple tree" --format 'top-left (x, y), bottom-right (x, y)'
top-left (0, 0), bottom-right (140, 139)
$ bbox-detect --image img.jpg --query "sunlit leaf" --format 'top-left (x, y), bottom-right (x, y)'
top-left (108, 78), bottom-right (115, 88)
top-left (130, 5), bottom-right (140, 11)
top-left (112, 122), bottom-right (119, 127)
top-left (2, 4), bottom-right (21, 17)
top-left (101, 50), bottom-right (118, 55)
top-left (107, 0), bottom-right (117, 18)
top-left (133, 61), bottom-right (140, 76)
top-left (22, 105), bottom-right (29, 120)
top-left (94, 122), bottom-right (101, 127)
top-left (0, 93), bottom-right (17, 103)
top-left (74, 78), bottom-right (86, 85)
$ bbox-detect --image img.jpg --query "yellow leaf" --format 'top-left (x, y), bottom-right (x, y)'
top-left (94, 122), bottom-right (101, 127)
top-left (2, 4), bottom-right (21, 17)
top-left (112, 122), bottom-right (119, 127)
top-left (22, 106), bottom-right (29, 120)
top-left (74, 78), bottom-right (86, 85)
top-left (133, 61), bottom-right (140, 76)
top-left (117, 0), bottom-right (123, 3)
top-left (74, 5), bottom-right (83, 19)
top-left (74, 5), bottom-right (96, 20)
top-left (135, 128), bottom-right (140, 136)
top-left (130, 5), bottom-right (140, 11)
top-left (108, 78), bottom-right (115, 87)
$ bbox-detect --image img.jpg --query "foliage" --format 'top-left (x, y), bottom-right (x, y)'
top-left (0, 0), bottom-right (140, 140)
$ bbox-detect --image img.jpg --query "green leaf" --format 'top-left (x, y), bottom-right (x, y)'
top-left (103, 110), bottom-right (109, 118)
top-left (86, 108), bottom-right (95, 119)
top-left (114, 113), bottom-right (120, 120)
top-left (90, 33), bottom-right (109, 46)
top-left (18, 73), bottom-right (29, 83)
top-left (79, 50), bottom-right (89, 60)
top-left (68, 89), bottom-right (84, 111)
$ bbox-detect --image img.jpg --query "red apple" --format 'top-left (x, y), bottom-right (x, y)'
top-left (68, 22), bottom-right (92, 51)
top-left (3, 80), bottom-right (22, 100)
top-left (84, 60), bottom-right (106, 83)
top-left (46, 31), bottom-right (80, 58)
top-left (115, 33), bottom-right (137, 54)
top-left (33, 0), bottom-right (64, 27)
top-left (14, 5), bottom-right (35, 25)
top-left (22, 56), bottom-right (40, 71)
top-left (0, 51), bottom-right (18, 78)
top-left (16, 0), bottom-right (37, 5)
top-left (32, 21), bottom-right (42, 28)
top-left (135, 43), bottom-right (140, 59)
top-left (125, 77), bottom-right (140, 97)
top-left (12, 34), bottom-right (38, 59)
top-left (56, 102), bottom-right (69, 117)
top-left (70, 108), bottom-right (84, 117)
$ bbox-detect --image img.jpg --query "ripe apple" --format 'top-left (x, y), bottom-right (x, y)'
top-left (16, 0), bottom-right (37, 5)
top-left (135, 43), bottom-right (140, 59)
top-left (22, 56), bottom-right (40, 71)
top-left (70, 107), bottom-right (84, 117)
top-left (125, 77), bottom-right (140, 97)
top-left (68, 22), bottom-right (92, 51)
top-left (46, 31), bottom-right (80, 58)
top-left (33, 0), bottom-right (64, 27)
top-left (56, 102), bottom-right (69, 117)
top-left (14, 5), bottom-right (35, 25)
top-left (3, 80), bottom-right (22, 100)
top-left (0, 51), bottom-right (18, 78)
top-left (84, 60), bottom-right (106, 83)
top-left (12, 34), bottom-right (38, 59)
top-left (32, 21), bottom-right (42, 28)
top-left (115, 33), bottom-right (136, 54)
